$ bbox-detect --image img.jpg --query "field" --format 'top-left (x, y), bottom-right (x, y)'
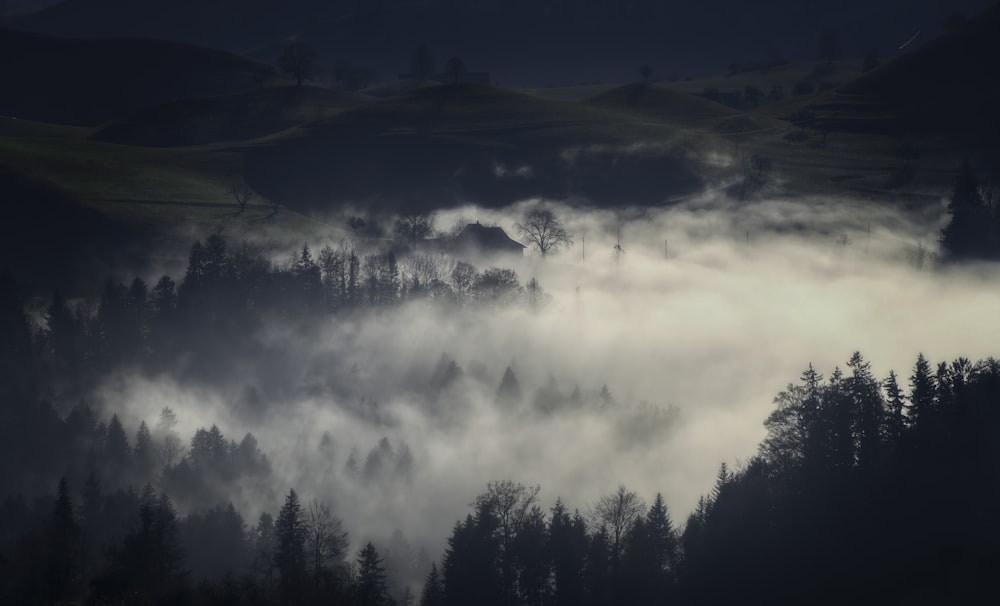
top-left (4, 7), bottom-right (999, 292)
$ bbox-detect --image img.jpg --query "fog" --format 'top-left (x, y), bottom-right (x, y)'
top-left (90, 191), bottom-right (999, 563)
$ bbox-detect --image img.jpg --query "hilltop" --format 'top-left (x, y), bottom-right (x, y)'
top-left (0, 29), bottom-right (275, 126)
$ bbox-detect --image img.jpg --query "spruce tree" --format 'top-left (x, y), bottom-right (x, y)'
top-left (274, 489), bottom-right (307, 605)
top-left (355, 542), bottom-right (390, 606)
top-left (45, 478), bottom-right (79, 602)
top-left (909, 353), bottom-right (936, 427)
top-left (941, 159), bottom-right (991, 259)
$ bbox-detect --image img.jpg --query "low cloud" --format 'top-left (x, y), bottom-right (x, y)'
top-left (91, 191), bottom-right (997, 561)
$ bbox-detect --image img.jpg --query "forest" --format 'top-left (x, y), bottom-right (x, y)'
top-left (1, 211), bottom-right (998, 604)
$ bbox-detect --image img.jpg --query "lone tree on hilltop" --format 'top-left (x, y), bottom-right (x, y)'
top-left (516, 208), bottom-right (572, 257)
top-left (279, 41), bottom-right (318, 86)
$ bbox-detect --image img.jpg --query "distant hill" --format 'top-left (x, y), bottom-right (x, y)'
top-left (93, 86), bottom-right (371, 147)
top-left (13, 0), bottom-right (992, 88)
top-left (0, 29), bottom-right (275, 126)
top-left (585, 83), bottom-right (738, 124)
top-left (836, 2), bottom-right (1000, 140)
top-left (243, 83), bottom-right (719, 212)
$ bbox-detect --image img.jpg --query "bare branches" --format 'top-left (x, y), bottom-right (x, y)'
top-left (515, 209), bottom-right (572, 257)
top-left (592, 484), bottom-right (645, 561)
top-left (228, 182), bottom-right (254, 213)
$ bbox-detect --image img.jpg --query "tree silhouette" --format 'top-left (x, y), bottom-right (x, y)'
top-left (279, 41), bottom-right (319, 86)
top-left (45, 478), bottom-right (80, 603)
top-left (496, 366), bottom-right (522, 403)
top-left (355, 542), bottom-right (390, 606)
top-left (940, 159), bottom-right (992, 260)
top-left (419, 562), bottom-right (445, 606)
top-left (274, 489), bottom-right (307, 605)
top-left (515, 208), bottom-right (572, 257)
top-left (592, 485), bottom-right (645, 564)
top-left (395, 210), bottom-right (435, 248)
top-left (305, 499), bottom-right (348, 588)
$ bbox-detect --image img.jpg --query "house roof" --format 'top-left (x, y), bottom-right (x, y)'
top-left (455, 223), bottom-right (526, 251)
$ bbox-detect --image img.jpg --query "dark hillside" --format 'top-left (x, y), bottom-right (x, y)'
top-left (243, 83), bottom-right (713, 212)
top-left (0, 29), bottom-right (275, 126)
top-left (92, 86), bottom-right (371, 147)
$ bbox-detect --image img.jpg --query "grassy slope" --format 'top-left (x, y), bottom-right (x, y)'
top-left (0, 134), bottom-right (341, 293)
top-left (242, 83), bottom-right (738, 212)
top-left (93, 85), bottom-right (372, 147)
top-left (6, 8), bottom-right (997, 293)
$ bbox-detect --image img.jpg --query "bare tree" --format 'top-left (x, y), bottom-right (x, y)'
top-left (279, 41), bottom-right (318, 86)
top-left (592, 485), bottom-right (646, 562)
top-left (228, 181), bottom-right (254, 213)
top-left (394, 210), bottom-right (435, 247)
top-left (474, 481), bottom-right (541, 602)
top-left (515, 209), bottom-right (572, 257)
top-left (450, 261), bottom-right (478, 304)
top-left (305, 500), bottom-right (349, 585)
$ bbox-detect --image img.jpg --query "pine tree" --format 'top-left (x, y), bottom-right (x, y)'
top-left (548, 500), bottom-right (586, 606)
top-left (274, 489), bottom-right (307, 605)
top-left (848, 352), bottom-right (885, 473)
top-left (45, 478), bottom-right (79, 602)
top-left (134, 420), bottom-right (156, 477)
top-left (941, 159), bottom-right (992, 259)
top-left (496, 366), bottom-right (522, 404)
top-left (355, 542), bottom-right (390, 606)
top-left (884, 371), bottom-right (907, 442)
top-left (106, 414), bottom-right (131, 470)
top-left (645, 493), bottom-right (678, 576)
top-left (909, 353), bottom-right (936, 427)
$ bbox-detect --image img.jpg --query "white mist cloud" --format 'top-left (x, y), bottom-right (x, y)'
top-left (93, 192), bottom-right (999, 563)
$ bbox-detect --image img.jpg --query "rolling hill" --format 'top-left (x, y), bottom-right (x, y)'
top-left (241, 82), bottom-right (733, 213)
top-left (0, 28), bottom-right (276, 126)
top-left (92, 85), bottom-right (372, 147)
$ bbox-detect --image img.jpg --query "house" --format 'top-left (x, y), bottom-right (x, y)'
top-left (451, 222), bottom-right (525, 263)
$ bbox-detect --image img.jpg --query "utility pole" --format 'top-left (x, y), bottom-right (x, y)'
top-left (613, 228), bottom-right (625, 266)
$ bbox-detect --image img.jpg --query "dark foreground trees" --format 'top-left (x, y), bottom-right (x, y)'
top-left (940, 159), bottom-right (995, 260)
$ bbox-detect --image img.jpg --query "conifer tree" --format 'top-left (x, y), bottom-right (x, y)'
top-left (420, 562), bottom-right (445, 606)
top-left (46, 478), bottom-right (79, 602)
top-left (940, 159), bottom-right (991, 259)
top-left (355, 542), bottom-right (390, 606)
top-left (274, 489), bottom-right (307, 605)
top-left (909, 353), bottom-right (936, 427)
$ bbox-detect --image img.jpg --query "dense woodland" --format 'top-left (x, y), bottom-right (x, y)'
top-left (0, 165), bottom-right (996, 603)
top-left (1, 210), bottom-right (999, 604)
